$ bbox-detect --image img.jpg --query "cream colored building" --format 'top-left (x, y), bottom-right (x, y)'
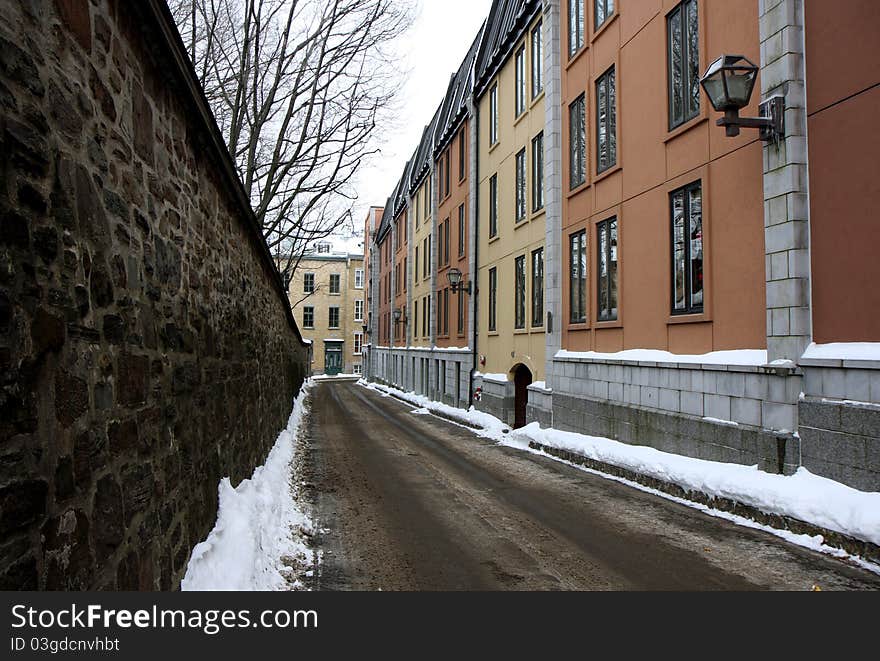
top-left (287, 238), bottom-right (365, 376)
top-left (475, 5), bottom-right (546, 426)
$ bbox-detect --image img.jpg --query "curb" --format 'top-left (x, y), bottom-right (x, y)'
top-left (380, 390), bottom-right (483, 430)
top-left (529, 441), bottom-right (880, 566)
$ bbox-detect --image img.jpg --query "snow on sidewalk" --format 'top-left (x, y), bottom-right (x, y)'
top-left (359, 380), bottom-right (880, 566)
top-left (182, 380), bottom-right (316, 591)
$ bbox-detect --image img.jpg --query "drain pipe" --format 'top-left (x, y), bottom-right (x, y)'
top-left (468, 94), bottom-right (480, 409)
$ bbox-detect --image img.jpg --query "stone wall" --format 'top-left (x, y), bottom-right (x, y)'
top-left (0, 0), bottom-right (309, 589)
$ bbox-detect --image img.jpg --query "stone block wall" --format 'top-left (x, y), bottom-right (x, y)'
top-left (370, 346), bottom-right (472, 409)
top-left (0, 0), bottom-right (308, 589)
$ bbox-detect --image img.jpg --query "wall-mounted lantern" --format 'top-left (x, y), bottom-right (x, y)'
top-left (446, 268), bottom-right (472, 295)
top-left (392, 307), bottom-right (407, 324)
top-left (700, 54), bottom-right (784, 142)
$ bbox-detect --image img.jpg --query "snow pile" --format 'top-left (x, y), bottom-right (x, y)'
top-left (554, 348), bottom-right (768, 366)
top-left (509, 424), bottom-right (880, 546)
top-left (802, 342), bottom-right (880, 362)
top-left (359, 381), bottom-right (509, 439)
top-left (181, 381), bottom-right (316, 591)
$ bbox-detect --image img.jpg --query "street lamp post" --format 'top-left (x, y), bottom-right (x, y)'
top-left (446, 268), bottom-right (472, 295)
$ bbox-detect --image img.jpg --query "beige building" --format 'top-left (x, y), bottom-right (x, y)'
top-left (475, 2), bottom-right (546, 427)
top-left (287, 238), bottom-right (365, 376)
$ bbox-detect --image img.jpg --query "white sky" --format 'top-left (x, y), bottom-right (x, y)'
top-left (349, 0), bottom-right (492, 231)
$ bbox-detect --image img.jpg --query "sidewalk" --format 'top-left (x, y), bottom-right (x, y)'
top-left (358, 380), bottom-right (880, 572)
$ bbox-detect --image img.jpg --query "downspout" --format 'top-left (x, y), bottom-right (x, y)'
top-left (468, 95), bottom-right (480, 409)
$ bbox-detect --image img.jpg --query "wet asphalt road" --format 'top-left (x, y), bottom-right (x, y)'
top-left (300, 381), bottom-right (880, 591)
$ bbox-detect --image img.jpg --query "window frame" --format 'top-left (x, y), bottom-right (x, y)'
top-left (302, 306), bottom-right (314, 329)
top-left (569, 230), bottom-right (587, 324)
top-left (532, 247), bottom-right (544, 328)
top-left (669, 180), bottom-right (704, 316)
top-left (489, 83), bottom-right (499, 145)
top-left (569, 94), bottom-right (586, 190)
top-left (532, 131), bottom-right (544, 212)
top-left (458, 128), bottom-right (466, 181)
top-left (354, 268), bottom-right (364, 289)
top-left (458, 204), bottom-right (466, 257)
top-left (329, 306), bottom-right (340, 329)
top-left (595, 0), bottom-right (614, 31)
top-left (667, 0), bottom-right (701, 131)
top-left (515, 45), bottom-right (527, 117)
top-left (531, 20), bottom-right (543, 100)
top-left (354, 332), bottom-right (363, 356)
top-left (596, 66), bottom-right (616, 175)
top-left (488, 267), bottom-right (498, 332)
top-left (303, 272), bottom-right (315, 294)
top-left (355, 299), bottom-right (364, 322)
top-left (329, 273), bottom-right (341, 295)
top-left (568, 0), bottom-right (584, 58)
top-left (457, 283), bottom-right (465, 336)
top-left (515, 148), bottom-right (527, 223)
top-left (514, 255), bottom-right (526, 330)
top-left (489, 174), bottom-right (499, 238)
top-left (596, 216), bottom-right (618, 322)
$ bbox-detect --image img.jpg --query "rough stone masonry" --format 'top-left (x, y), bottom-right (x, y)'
top-left (0, 0), bottom-right (309, 589)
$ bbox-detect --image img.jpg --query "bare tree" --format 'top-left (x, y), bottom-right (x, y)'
top-left (168, 0), bottom-right (411, 279)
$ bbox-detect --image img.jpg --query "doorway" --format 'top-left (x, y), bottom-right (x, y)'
top-left (513, 364), bottom-right (533, 429)
top-left (324, 341), bottom-right (343, 375)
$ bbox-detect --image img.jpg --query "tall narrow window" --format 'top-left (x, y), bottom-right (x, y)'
top-left (569, 94), bottom-right (586, 189)
top-left (570, 230), bottom-right (587, 323)
top-left (415, 245), bottom-right (420, 281)
top-left (489, 83), bottom-right (499, 145)
top-left (514, 255), bottom-right (526, 330)
top-left (596, 66), bottom-right (616, 174)
top-left (330, 273), bottom-right (341, 294)
top-left (422, 297), bottom-right (427, 338)
top-left (489, 174), bottom-right (498, 238)
top-left (443, 150), bottom-right (450, 198)
top-left (438, 222), bottom-right (444, 266)
top-left (458, 204), bottom-right (466, 257)
top-left (597, 217), bottom-right (618, 321)
top-left (670, 181), bottom-right (703, 315)
top-left (515, 148), bottom-right (527, 223)
top-left (355, 269), bottom-right (364, 289)
top-left (443, 289), bottom-right (449, 336)
top-left (668, 0), bottom-right (700, 129)
top-left (569, 0), bottom-right (584, 57)
top-left (354, 332), bottom-right (363, 355)
top-left (355, 299), bottom-right (364, 322)
top-left (329, 307), bottom-right (340, 329)
top-left (515, 45), bottom-right (526, 116)
top-left (457, 284), bottom-right (465, 335)
top-left (443, 219), bottom-right (450, 266)
top-left (531, 248), bottom-right (544, 327)
top-left (488, 267), bottom-right (497, 332)
top-left (414, 299), bottom-right (419, 338)
top-left (459, 128), bottom-right (466, 181)
top-left (595, 0), bottom-right (614, 30)
top-left (425, 178), bottom-right (431, 218)
top-left (303, 306), bottom-right (314, 329)
top-left (532, 132), bottom-right (544, 211)
top-left (531, 20), bottom-right (543, 99)
top-left (303, 273), bottom-right (315, 294)
top-left (415, 190), bottom-right (421, 227)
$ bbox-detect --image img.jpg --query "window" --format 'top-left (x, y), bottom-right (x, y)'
top-left (317, 242), bottom-right (331, 254)
top-left (443, 219), bottom-right (450, 266)
top-left (355, 299), bottom-right (364, 322)
top-left (514, 256), bottom-right (526, 329)
top-left (489, 83), bottom-right (499, 145)
top-left (355, 269), bottom-right (364, 289)
top-left (531, 21), bottom-right (543, 99)
top-left (596, 66), bottom-right (616, 174)
top-left (415, 245), bottom-right (420, 281)
top-left (489, 174), bottom-right (498, 238)
top-left (459, 128), bottom-right (466, 181)
top-left (303, 272), bottom-right (315, 294)
top-left (671, 181), bottom-right (703, 315)
top-left (329, 307), bottom-right (340, 329)
top-left (422, 296), bottom-right (427, 338)
top-left (570, 230), bottom-right (587, 323)
top-left (532, 248), bottom-right (544, 327)
top-left (515, 45), bottom-right (526, 117)
top-left (329, 273), bottom-right (341, 294)
top-left (302, 306), bottom-right (314, 329)
top-left (597, 217), bottom-right (618, 321)
top-left (595, 0), bottom-right (614, 30)
top-left (532, 132), bottom-right (544, 211)
top-left (457, 284), bottom-right (465, 335)
top-left (415, 190), bottom-right (421, 227)
top-left (414, 299), bottom-right (419, 338)
top-left (354, 332), bottom-right (363, 356)
top-left (443, 150), bottom-right (450, 199)
top-left (403, 257), bottom-right (407, 291)
top-left (668, 0), bottom-right (700, 130)
top-left (458, 204), bottom-right (466, 257)
top-left (488, 267), bottom-right (497, 332)
top-left (353, 364), bottom-right (362, 375)
top-left (569, 0), bottom-right (584, 57)
top-left (515, 149), bottom-right (527, 223)
top-left (442, 289), bottom-right (449, 336)
top-left (425, 179), bottom-right (431, 218)
top-left (569, 94), bottom-right (586, 189)
top-left (423, 236), bottom-right (430, 278)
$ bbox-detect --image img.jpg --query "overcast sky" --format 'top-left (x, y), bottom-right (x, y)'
top-left (348, 0), bottom-right (493, 233)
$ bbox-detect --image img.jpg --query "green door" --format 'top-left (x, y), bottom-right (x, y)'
top-left (324, 343), bottom-right (343, 376)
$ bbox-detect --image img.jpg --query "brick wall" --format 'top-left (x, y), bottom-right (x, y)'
top-left (0, 0), bottom-right (308, 589)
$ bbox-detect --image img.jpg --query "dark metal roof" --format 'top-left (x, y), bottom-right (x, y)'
top-left (392, 159), bottom-right (413, 218)
top-left (408, 106), bottom-right (442, 194)
top-left (434, 22), bottom-right (485, 158)
top-left (474, 0), bottom-right (541, 100)
top-left (376, 197), bottom-right (394, 244)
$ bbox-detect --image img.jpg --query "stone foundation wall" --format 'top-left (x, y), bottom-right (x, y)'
top-left (0, 0), bottom-right (308, 589)
top-left (371, 347), bottom-right (472, 409)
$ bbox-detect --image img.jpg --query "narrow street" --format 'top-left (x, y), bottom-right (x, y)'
top-left (300, 382), bottom-right (880, 591)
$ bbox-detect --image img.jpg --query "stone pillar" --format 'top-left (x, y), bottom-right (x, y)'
top-left (543, 0), bottom-right (562, 389)
top-left (760, 0), bottom-right (811, 363)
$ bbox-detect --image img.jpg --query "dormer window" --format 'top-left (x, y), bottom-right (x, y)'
top-left (317, 243), bottom-right (331, 254)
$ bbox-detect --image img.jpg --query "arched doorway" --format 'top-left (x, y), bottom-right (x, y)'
top-left (512, 364), bottom-right (533, 429)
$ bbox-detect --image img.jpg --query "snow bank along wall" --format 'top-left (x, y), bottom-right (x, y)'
top-left (0, 0), bottom-right (310, 589)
